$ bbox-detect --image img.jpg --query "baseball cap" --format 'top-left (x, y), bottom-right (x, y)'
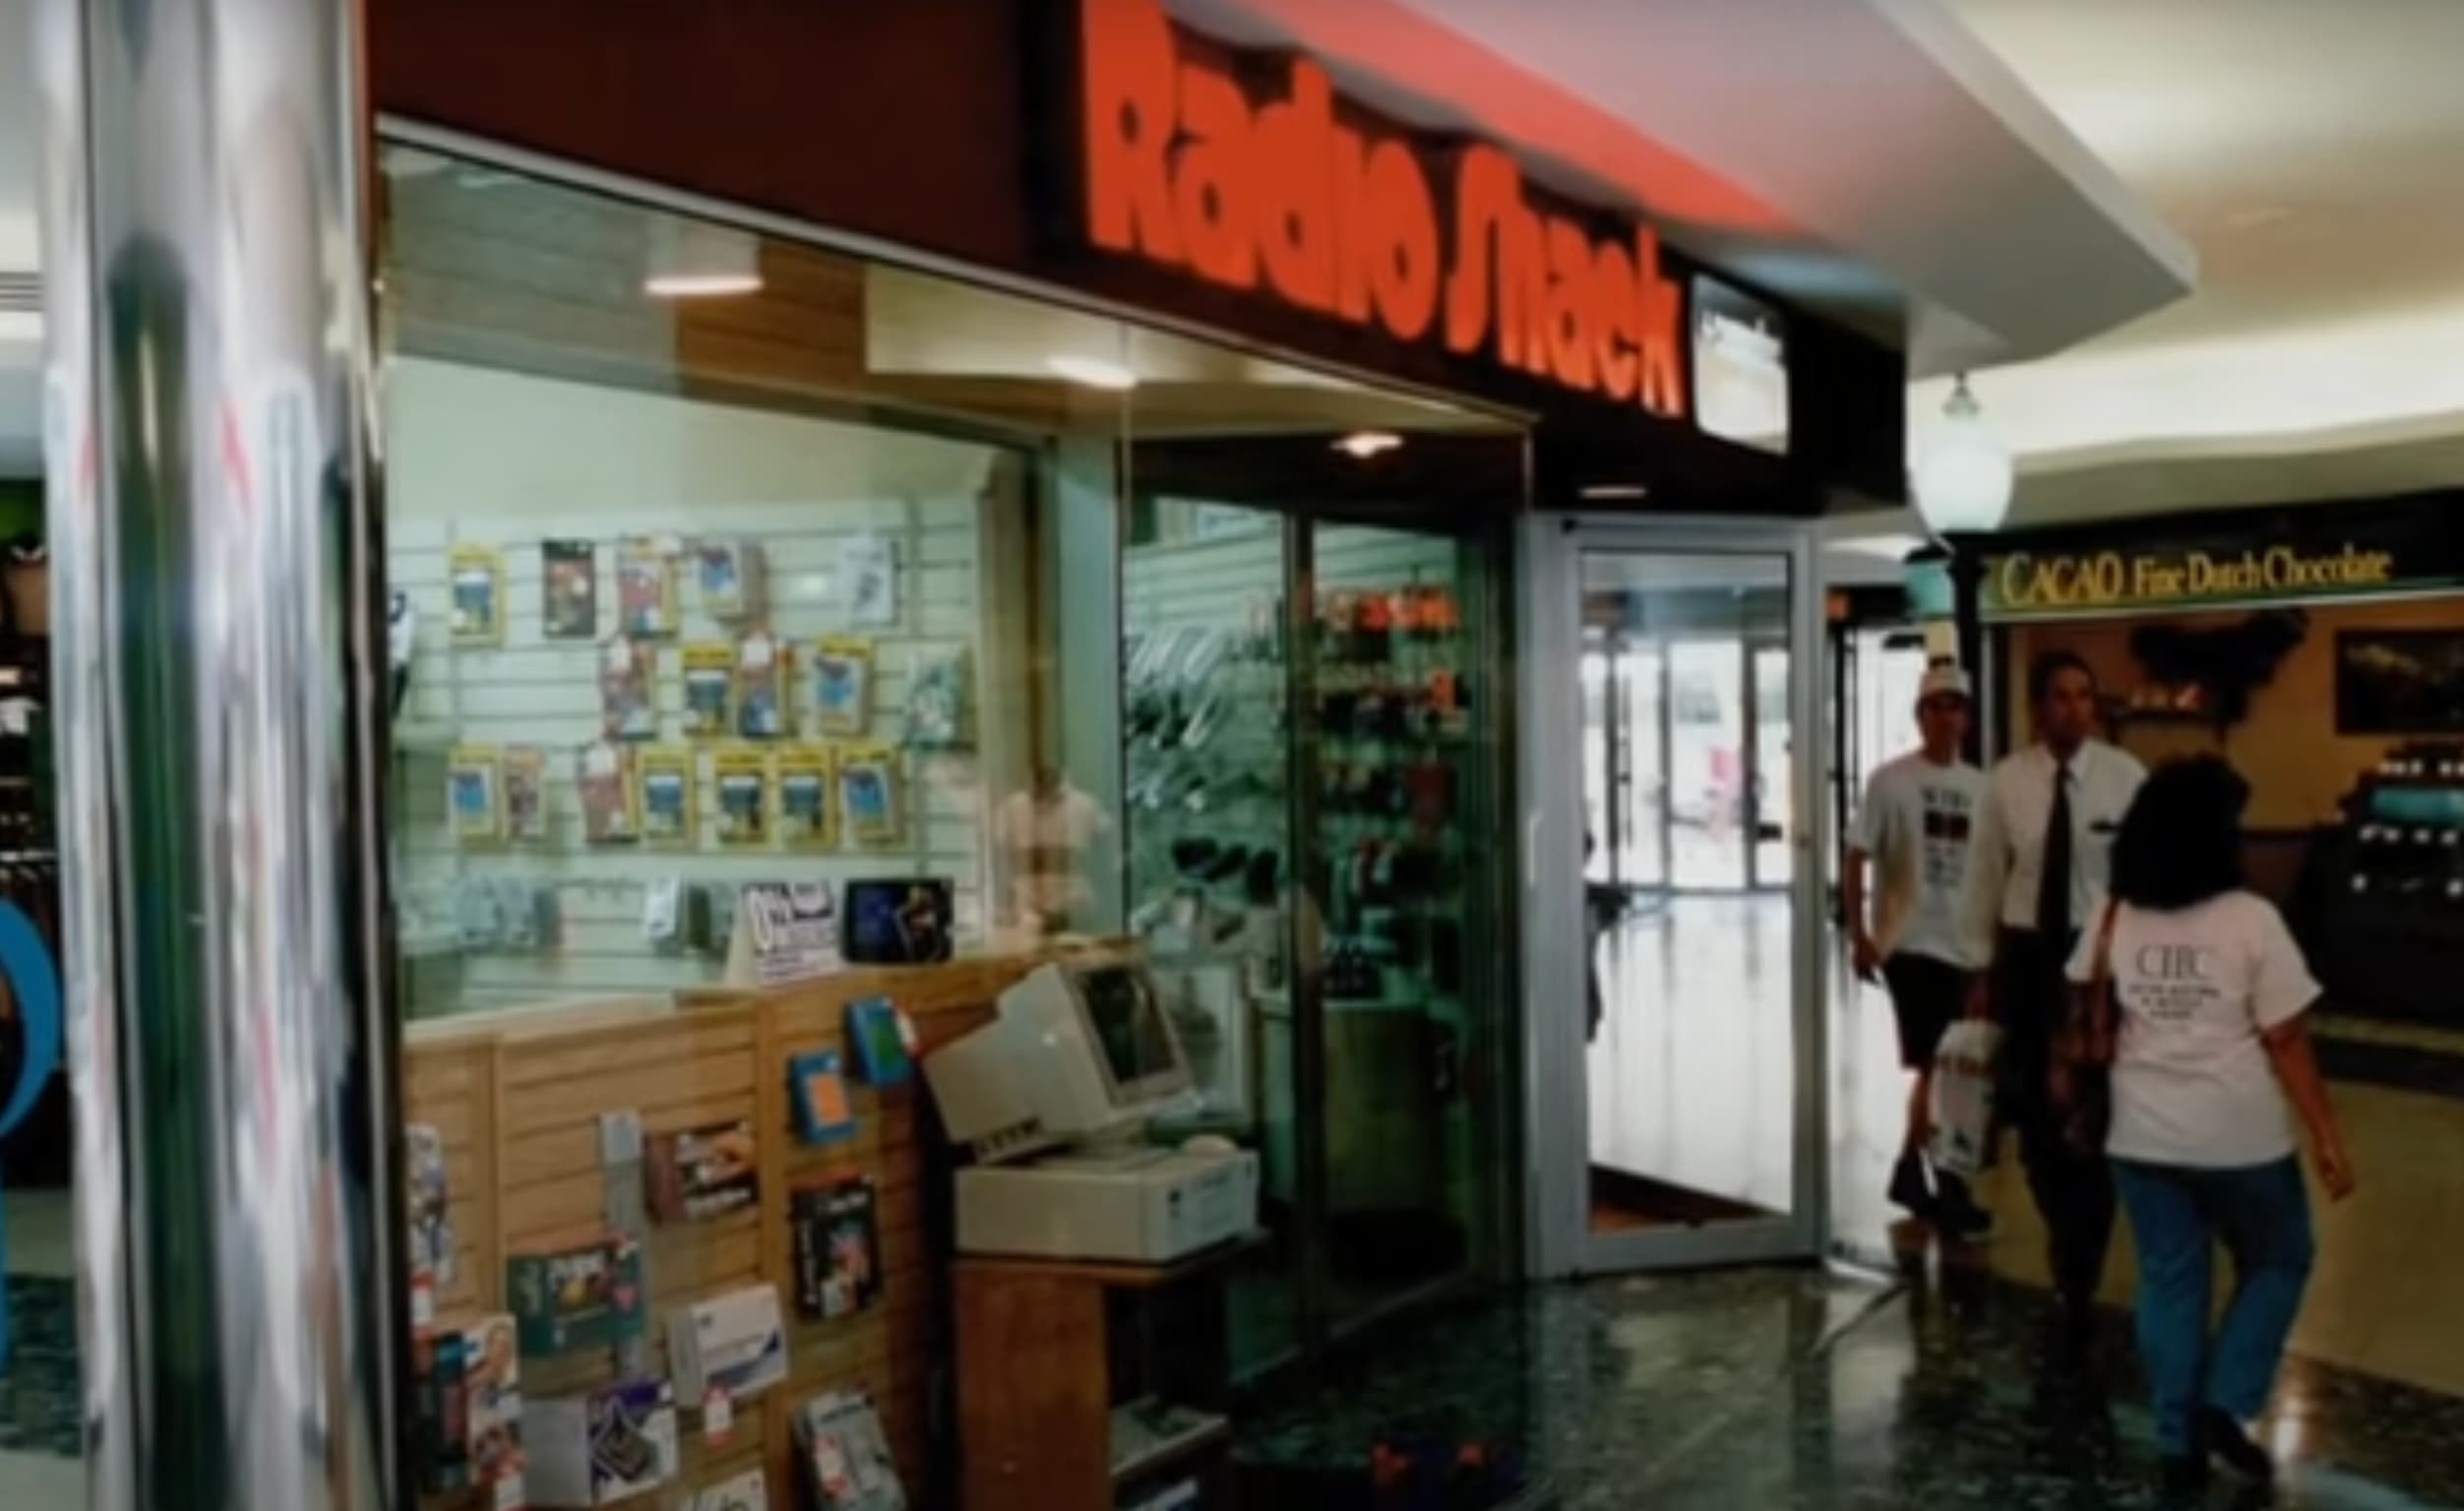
top-left (1918, 664), bottom-right (1973, 702)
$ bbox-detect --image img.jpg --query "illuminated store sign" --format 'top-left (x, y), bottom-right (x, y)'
top-left (1080, 0), bottom-right (1689, 420)
top-left (1986, 543), bottom-right (2400, 616)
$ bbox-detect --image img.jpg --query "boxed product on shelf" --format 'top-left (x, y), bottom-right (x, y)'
top-left (506, 1235), bottom-right (647, 1358)
top-left (691, 1467), bottom-right (769, 1511)
top-left (789, 1176), bottom-right (883, 1320)
top-left (667, 1284), bottom-right (790, 1403)
top-left (522, 1378), bottom-right (678, 1508)
top-left (412, 1312), bottom-right (524, 1495)
top-left (794, 1391), bottom-right (906, 1511)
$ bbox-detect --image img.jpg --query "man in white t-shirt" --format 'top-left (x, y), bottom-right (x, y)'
top-left (1846, 662), bottom-right (1990, 1236)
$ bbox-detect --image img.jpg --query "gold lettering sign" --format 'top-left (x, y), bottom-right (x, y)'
top-left (1987, 543), bottom-right (2396, 615)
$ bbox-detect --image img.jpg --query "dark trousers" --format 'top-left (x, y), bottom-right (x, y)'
top-left (1996, 926), bottom-right (2117, 1321)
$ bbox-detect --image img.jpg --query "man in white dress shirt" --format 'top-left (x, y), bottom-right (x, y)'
top-left (1965, 648), bottom-right (2147, 1355)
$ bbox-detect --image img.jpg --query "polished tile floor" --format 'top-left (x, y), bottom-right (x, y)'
top-left (1242, 1264), bottom-right (2464, 1508)
top-left (1, 1185), bottom-right (78, 1498)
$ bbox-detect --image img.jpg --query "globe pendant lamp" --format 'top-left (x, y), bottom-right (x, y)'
top-left (1911, 375), bottom-right (2013, 537)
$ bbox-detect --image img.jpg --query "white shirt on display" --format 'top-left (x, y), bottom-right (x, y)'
top-left (1964, 739), bottom-right (2147, 956)
top-left (1852, 752), bottom-right (1987, 969)
top-left (2067, 890), bottom-right (2320, 1169)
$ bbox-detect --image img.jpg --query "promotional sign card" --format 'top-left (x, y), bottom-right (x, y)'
top-left (775, 747), bottom-right (835, 849)
top-left (681, 642), bottom-right (734, 739)
top-left (726, 880), bottom-right (840, 986)
top-left (645, 1119), bottom-right (759, 1225)
top-left (450, 542), bottom-right (505, 647)
top-left (638, 747), bottom-right (696, 848)
top-left (543, 539), bottom-right (599, 640)
top-left (506, 1235), bottom-right (647, 1359)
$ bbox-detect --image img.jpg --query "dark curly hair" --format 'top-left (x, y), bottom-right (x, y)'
top-left (2110, 756), bottom-right (2249, 912)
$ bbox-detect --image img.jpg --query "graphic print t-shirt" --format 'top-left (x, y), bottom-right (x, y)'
top-left (2067, 890), bottom-right (2319, 1168)
top-left (1853, 754), bottom-right (1987, 968)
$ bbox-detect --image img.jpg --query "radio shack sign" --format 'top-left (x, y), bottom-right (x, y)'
top-left (1985, 542), bottom-right (2400, 618)
top-left (1078, 0), bottom-right (1689, 421)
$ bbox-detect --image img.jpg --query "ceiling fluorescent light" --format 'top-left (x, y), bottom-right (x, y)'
top-left (1045, 354), bottom-right (1140, 391)
top-left (1332, 431), bottom-right (1403, 459)
top-left (644, 220), bottom-right (764, 299)
top-left (1579, 483), bottom-right (1650, 501)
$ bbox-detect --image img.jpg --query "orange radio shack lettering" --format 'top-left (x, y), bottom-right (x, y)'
top-left (1081, 0), bottom-right (1688, 420)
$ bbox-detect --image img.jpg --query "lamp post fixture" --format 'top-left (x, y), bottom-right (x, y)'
top-left (1909, 375), bottom-right (2015, 761)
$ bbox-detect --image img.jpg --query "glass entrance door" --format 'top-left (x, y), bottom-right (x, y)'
top-left (1524, 521), bottom-right (1825, 1274)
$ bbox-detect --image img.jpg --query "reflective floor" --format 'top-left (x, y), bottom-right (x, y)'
top-left (0, 1185), bottom-right (77, 1500)
top-left (1241, 1264), bottom-right (2464, 1508)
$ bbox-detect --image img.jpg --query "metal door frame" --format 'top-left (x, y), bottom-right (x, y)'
top-left (1520, 515), bottom-right (1829, 1278)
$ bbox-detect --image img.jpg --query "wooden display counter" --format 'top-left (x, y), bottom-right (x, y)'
top-left (403, 947), bottom-right (1114, 1510)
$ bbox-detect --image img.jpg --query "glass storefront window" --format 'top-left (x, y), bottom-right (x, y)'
top-left (376, 145), bottom-right (1528, 1489)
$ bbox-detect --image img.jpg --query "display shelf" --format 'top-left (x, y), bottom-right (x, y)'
top-left (395, 717), bottom-right (461, 755)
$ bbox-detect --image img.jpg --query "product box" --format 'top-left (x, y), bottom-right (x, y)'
top-left (506, 1236), bottom-right (647, 1359)
top-left (791, 1178), bottom-right (884, 1321)
top-left (523, 1379), bottom-right (677, 1508)
top-left (668, 1284), bottom-right (790, 1404)
top-left (794, 1391), bottom-right (906, 1511)
top-left (646, 1119), bottom-right (759, 1225)
top-left (412, 1312), bottom-right (524, 1496)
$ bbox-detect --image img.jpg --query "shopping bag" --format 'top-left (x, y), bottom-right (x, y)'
top-left (1928, 1019), bottom-right (2003, 1178)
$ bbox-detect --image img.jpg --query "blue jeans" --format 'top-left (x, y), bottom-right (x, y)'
top-left (2112, 1156), bottom-right (2314, 1456)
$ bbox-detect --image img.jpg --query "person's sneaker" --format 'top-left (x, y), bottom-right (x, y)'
top-left (2200, 1407), bottom-right (2276, 1483)
top-left (1887, 1152), bottom-right (1937, 1219)
top-left (2160, 1453), bottom-right (2210, 1498)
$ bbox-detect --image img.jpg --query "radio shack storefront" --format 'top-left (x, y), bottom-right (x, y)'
top-left (1982, 495), bottom-right (2464, 1032)
top-left (42, 1), bottom-right (1904, 1508)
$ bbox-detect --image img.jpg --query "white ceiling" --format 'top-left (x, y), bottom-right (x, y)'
top-left (1913, 0), bottom-right (2464, 524)
top-left (0, 0), bottom-right (39, 476)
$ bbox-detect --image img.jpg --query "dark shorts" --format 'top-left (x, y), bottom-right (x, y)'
top-left (1882, 952), bottom-right (1965, 1070)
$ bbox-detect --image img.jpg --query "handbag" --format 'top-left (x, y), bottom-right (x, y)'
top-left (2056, 900), bottom-right (2121, 1153)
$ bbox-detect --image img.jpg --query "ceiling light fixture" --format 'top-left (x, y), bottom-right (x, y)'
top-left (1331, 431), bottom-right (1403, 459)
top-left (1911, 374), bottom-right (2013, 537)
top-left (644, 220), bottom-right (765, 300)
top-left (1044, 354), bottom-right (1141, 392)
top-left (1579, 483), bottom-right (1650, 502)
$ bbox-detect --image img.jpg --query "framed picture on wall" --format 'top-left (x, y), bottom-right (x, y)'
top-left (2336, 630), bottom-right (2464, 734)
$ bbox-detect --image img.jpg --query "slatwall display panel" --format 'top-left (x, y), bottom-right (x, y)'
top-left (387, 385), bottom-right (1017, 1016)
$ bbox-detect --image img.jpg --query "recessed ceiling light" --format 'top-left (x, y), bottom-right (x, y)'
top-left (1332, 431), bottom-right (1403, 459)
top-left (645, 272), bottom-right (765, 299)
top-left (1579, 483), bottom-right (1650, 501)
top-left (1045, 354), bottom-right (1140, 391)
top-left (643, 220), bottom-right (764, 300)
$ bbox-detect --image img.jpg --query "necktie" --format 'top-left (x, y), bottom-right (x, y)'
top-left (2037, 759), bottom-right (2073, 938)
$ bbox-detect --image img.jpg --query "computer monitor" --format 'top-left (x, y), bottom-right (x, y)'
top-left (924, 960), bottom-right (1194, 1162)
